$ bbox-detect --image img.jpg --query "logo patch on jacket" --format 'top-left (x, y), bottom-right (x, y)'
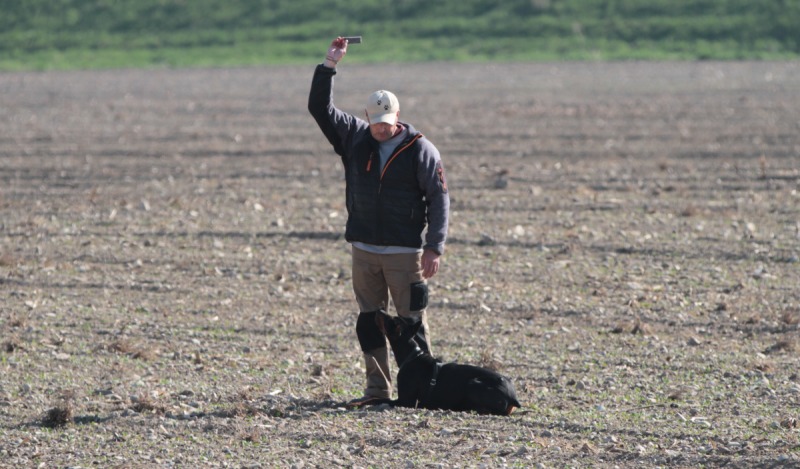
top-left (436, 161), bottom-right (448, 193)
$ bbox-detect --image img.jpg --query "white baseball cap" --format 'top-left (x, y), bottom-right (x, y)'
top-left (365, 90), bottom-right (399, 125)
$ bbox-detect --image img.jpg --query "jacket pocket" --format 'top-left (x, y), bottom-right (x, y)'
top-left (409, 281), bottom-right (428, 312)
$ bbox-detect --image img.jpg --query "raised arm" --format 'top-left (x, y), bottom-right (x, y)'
top-left (308, 37), bottom-right (369, 158)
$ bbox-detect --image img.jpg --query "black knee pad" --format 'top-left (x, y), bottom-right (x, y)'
top-left (409, 282), bottom-right (429, 312)
top-left (356, 311), bottom-right (386, 352)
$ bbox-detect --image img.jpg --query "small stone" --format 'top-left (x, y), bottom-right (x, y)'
top-left (513, 225), bottom-right (525, 236)
top-left (290, 461), bottom-right (305, 469)
top-left (745, 222), bottom-right (756, 233)
top-left (541, 430), bottom-right (553, 437)
top-left (188, 402), bottom-right (201, 409)
top-left (687, 337), bottom-right (702, 346)
top-left (21, 383), bottom-right (31, 393)
top-left (552, 446), bottom-right (562, 452)
top-left (778, 454), bottom-right (789, 461)
top-left (771, 421), bottom-right (780, 429)
top-left (602, 435), bottom-right (617, 443)
top-left (121, 409), bottom-right (137, 417)
top-left (576, 381), bottom-right (586, 390)
top-left (140, 199), bottom-right (150, 211)
top-left (479, 233), bottom-right (495, 246)
top-left (242, 346), bottom-right (251, 354)
top-left (494, 177), bottom-right (508, 189)
top-left (300, 440), bottom-right (312, 449)
top-left (54, 353), bottom-right (71, 360)
top-left (595, 404), bottom-right (606, 412)
top-left (370, 403), bottom-right (391, 412)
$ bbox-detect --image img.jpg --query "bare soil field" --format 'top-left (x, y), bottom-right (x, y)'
top-left (1, 61), bottom-right (800, 469)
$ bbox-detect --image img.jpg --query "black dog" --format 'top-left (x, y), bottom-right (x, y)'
top-left (362, 310), bottom-right (521, 416)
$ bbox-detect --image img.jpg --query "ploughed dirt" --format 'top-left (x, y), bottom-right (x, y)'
top-left (1, 61), bottom-right (800, 468)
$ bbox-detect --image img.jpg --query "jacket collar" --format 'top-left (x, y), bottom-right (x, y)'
top-left (366, 120), bottom-right (420, 149)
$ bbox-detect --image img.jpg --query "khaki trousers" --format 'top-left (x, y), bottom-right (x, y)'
top-left (351, 246), bottom-right (431, 399)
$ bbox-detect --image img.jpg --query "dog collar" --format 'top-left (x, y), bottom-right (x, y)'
top-left (398, 346), bottom-right (424, 370)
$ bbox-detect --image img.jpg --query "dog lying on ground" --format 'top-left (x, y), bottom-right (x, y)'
top-left (353, 310), bottom-right (521, 416)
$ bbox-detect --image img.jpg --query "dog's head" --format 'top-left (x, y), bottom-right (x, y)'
top-left (375, 310), bottom-right (421, 344)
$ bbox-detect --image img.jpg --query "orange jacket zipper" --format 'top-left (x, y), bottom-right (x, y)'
top-left (378, 134), bottom-right (423, 194)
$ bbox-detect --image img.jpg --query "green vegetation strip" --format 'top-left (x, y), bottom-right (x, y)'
top-left (1, 0), bottom-right (799, 69)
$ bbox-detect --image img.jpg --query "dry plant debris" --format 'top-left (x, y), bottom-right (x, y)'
top-left (630, 316), bottom-right (653, 335)
top-left (763, 339), bottom-right (796, 354)
top-left (3, 336), bottom-right (21, 353)
top-left (0, 252), bottom-right (17, 267)
top-left (41, 405), bottom-right (73, 428)
top-left (131, 397), bottom-right (165, 414)
top-left (7, 315), bottom-right (27, 328)
top-left (782, 308), bottom-right (800, 325)
top-left (478, 348), bottom-right (504, 372)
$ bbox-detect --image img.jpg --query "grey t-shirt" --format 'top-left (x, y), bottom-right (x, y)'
top-left (378, 125), bottom-right (408, 173)
top-left (351, 125), bottom-right (423, 255)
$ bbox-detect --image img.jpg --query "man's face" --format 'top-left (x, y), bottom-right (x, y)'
top-left (366, 111), bottom-right (399, 143)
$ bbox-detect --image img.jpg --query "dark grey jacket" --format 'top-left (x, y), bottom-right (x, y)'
top-left (308, 64), bottom-right (449, 255)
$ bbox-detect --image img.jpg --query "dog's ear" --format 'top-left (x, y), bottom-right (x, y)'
top-left (410, 320), bottom-right (422, 336)
top-left (375, 309), bottom-right (389, 334)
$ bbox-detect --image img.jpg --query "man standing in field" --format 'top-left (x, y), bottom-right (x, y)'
top-left (308, 37), bottom-right (450, 406)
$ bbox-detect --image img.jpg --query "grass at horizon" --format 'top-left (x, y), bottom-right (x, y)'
top-left (0, 37), bottom-right (796, 72)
